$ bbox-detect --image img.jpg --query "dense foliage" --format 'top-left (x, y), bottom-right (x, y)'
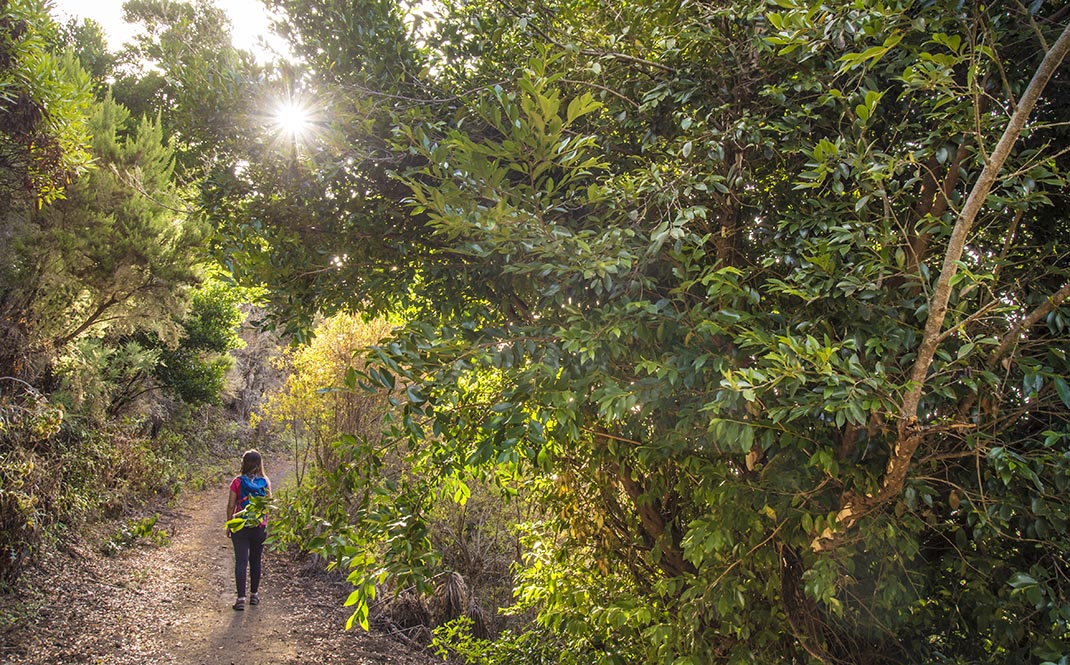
top-left (260, 313), bottom-right (525, 636)
top-left (206, 0), bottom-right (1070, 662)
top-left (0, 0), bottom-right (253, 586)
top-left (3, 0), bottom-right (1070, 662)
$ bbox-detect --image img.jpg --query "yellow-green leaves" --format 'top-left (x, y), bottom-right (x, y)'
top-left (837, 32), bottom-right (903, 73)
top-left (566, 92), bottom-right (601, 125)
top-left (796, 136), bottom-right (842, 189)
top-left (344, 580), bottom-right (376, 630)
top-left (226, 496), bottom-right (276, 533)
top-left (930, 32), bottom-right (963, 55)
top-left (854, 89), bottom-right (884, 123)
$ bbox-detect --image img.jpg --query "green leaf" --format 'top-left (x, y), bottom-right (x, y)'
top-left (452, 479), bottom-right (471, 505)
top-left (1054, 376), bottom-right (1070, 409)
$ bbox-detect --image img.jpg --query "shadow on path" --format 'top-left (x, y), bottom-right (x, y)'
top-left (1, 457), bottom-right (436, 665)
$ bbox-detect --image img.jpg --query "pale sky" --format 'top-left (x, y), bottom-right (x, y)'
top-left (48, 0), bottom-right (291, 62)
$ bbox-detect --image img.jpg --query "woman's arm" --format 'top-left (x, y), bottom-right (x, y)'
top-left (226, 489), bottom-right (237, 521)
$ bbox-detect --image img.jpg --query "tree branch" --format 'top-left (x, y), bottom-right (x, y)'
top-left (601, 451), bottom-right (696, 578)
top-left (895, 16), bottom-right (1070, 449)
top-left (815, 19), bottom-right (1070, 549)
top-left (906, 143), bottom-right (970, 276)
top-left (52, 295), bottom-right (120, 349)
top-left (560, 78), bottom-right (639, 108)
top-left (989, 282), bottom-right (1070, 364)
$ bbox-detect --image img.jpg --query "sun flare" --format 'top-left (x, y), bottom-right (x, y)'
top-left (272, 100), bottom-right (314, 143)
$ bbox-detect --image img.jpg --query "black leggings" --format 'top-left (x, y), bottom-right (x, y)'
top-left (232, 525), bottom-right (267, 597)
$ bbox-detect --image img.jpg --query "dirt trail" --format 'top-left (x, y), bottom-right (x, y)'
top-left (151, 462), bottom-right (309, 664)
top-left (1, 462), bottom-right (436, 665)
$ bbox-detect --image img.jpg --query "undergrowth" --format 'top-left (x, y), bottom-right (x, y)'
top-left (0, 387), bottom-right (257, 588)
top-left (101, 514), bottom-right (170, 556)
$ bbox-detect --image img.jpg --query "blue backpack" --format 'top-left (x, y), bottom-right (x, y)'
top-left (238, 475), bottom-right (268, 511)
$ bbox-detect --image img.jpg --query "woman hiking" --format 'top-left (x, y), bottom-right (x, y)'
top-left (226, 449), bottom-right (271, 611)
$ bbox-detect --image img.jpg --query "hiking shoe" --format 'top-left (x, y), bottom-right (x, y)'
top-left (233, 598), bottom-right (245, 611)
top-left (249, 593), bottom-right (259, 606)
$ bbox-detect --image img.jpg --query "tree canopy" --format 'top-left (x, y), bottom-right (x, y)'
top-left (202, 0), bottom-right (1070, 662)
top-left (0, 0), bottom-right (249, 584)
top-left (4, 0), bottom-right (1070, 661)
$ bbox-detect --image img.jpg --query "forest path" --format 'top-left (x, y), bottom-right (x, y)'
top-left (1, 459), bottom-right (435, 665)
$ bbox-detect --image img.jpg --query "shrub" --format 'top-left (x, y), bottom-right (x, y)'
top-left (0, 380), bottom-right (179, 585)
top-left (101, 514), bottom-right (169, 556)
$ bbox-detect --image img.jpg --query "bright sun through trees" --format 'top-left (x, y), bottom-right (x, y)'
top-left (6, 0), bottom-right (1070, 662)
top-left (272, 99), bottom-right (314, 144)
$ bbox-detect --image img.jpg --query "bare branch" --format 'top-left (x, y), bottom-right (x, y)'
top-left (933, 297), bottom-right (1002, 344)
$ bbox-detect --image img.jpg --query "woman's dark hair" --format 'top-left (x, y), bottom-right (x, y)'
top-left (240, 449), bottom-right (265, 477)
